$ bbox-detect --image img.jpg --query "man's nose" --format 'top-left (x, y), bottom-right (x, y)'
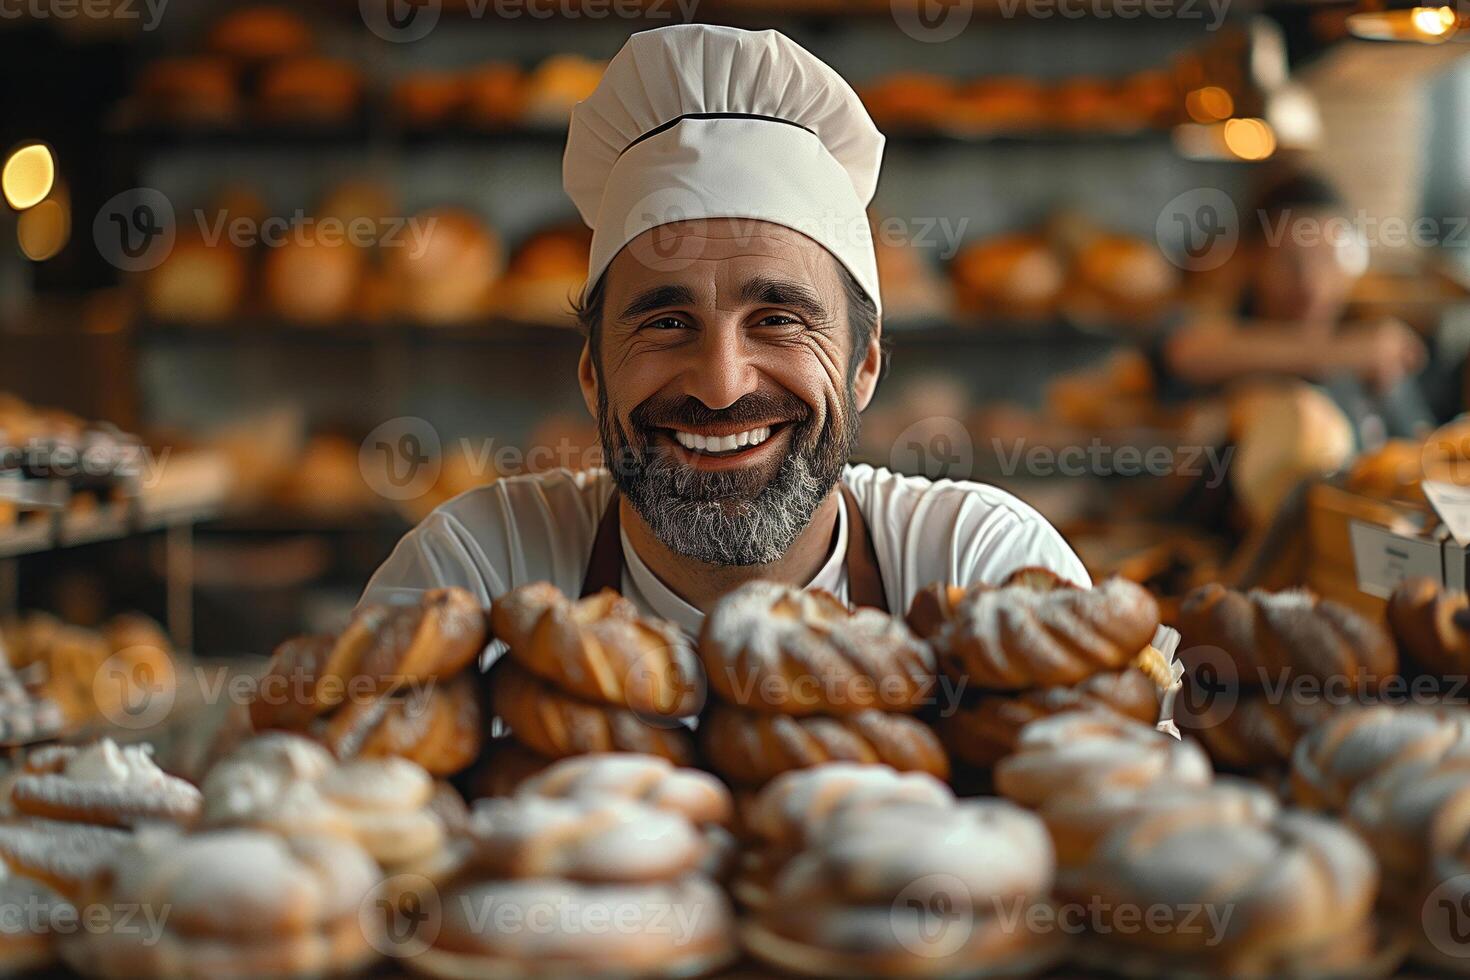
top-left (682, 322), bottom-right (759, 410)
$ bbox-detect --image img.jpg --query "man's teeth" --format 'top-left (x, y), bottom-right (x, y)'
top-left (672, 426), bottom-right (773, 453)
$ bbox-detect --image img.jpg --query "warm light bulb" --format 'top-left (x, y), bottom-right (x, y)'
top-left (1411, 5), bottom-right (1457, 36)
top-left (2, 144), bottom-right (55, 210)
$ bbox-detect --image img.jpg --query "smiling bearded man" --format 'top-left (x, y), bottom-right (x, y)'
top-left (360, 24), bottom-right (1089, 641)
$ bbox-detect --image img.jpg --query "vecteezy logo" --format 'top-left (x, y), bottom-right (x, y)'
top-left (1170, 644), bottom-right (1240, 733)
top-left (1423, 874), bottom-right (1470, 959)
top-left (892, 0), bottom-right (973, 42)
top-left (94, 650), bottom-right (176, 730)
top-left (359, 417), bottom-right (442, 502)
top-left (890, 417), bottom-right (974, 482)
top-left (361, 873), bottom-right (442, 957)
top-left (1156, 188), bottom-right (1239, 272)
top-left (360, 0), bottom-right (441, 43)
top-left (621, 187), bottom-right (709, 275)
top-left (891, 874), bottom-right (973, 959)
top-left (625, 651), bottom-right (707, 730)
top-left (93, 188), bottom-right (175, 272)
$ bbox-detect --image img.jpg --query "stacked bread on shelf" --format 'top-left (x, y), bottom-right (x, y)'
top-left (695, 581), bottom-right (949, 787)
top-left (485, 583), bottom-right (701, 772)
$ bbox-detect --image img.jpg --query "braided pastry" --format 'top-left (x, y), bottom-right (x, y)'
top-left (1291, 705), bottom-right (1470, 811)
top-left (917, 573), bottom-right (1160, 691)
top-left (1347, 756), bottom-right (1470, 899)
top-left (1183, 693), bottom-right (1334, 773)
top-left (249, 634), bottom-right (335, 731)
top-left (698, 582), bottom-right (935, 715)
top-left (994, 711), bottom-right (1211, 809)
top-left (489, 657), bottom-right (696, 765)
top-left (465, 795), bottom-right (704, 882)
top-left (937, 668), bottom-right (1160, 768)
top-left (318, 587), bottom-right (485, 710)
top-left (745, 762), bottom-right (955, 852)
top-left (700, 702), bottom-right (949, 786)
top-left (517, 753), bottom-right (733, 828)
top-left (1070, 809), bottom-right (1379, 977)
top-left (1422, 780), bottom-right (1470, 972)
top-left (1177, 583), bottom-right (1397, 690)
top-left (1389, 577), bottom-right (1470, 678)
top-left (319, 672), bottom-right (481, 776)
top-left (491, 583), bottom-right (701, 718)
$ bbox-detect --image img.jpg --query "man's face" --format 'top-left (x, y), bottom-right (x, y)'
top-left (579, 218), bottom-right (881, 566)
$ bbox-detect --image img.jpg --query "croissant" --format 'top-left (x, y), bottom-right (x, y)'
top-left (1176, 584), bottom-right (1396, 691)
top-left (699, 702), bottom-right (950, 786)
top-left (918, 573), bottom-right (1160, 691)
top-left (1388, 577), bottom-right (1470, 679)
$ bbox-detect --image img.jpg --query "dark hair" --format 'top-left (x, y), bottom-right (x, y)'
top-left (572, 262), bottom-right (883, 383)
top-left (1248, 171), bottom-right (1346, 242)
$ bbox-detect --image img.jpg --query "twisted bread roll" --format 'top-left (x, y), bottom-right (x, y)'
top-left (937, 667), bottom-right (1160, 768)
top-left (917, 573), bottom-right (1160, 691)
top-left (698, 582), bottom-right (936, 715)
top-left (320, 672), bottom-right (481, 776)
top-left (1389, 577), bottom-right (1470, 678)
top-left (745, 762), bottom-right (955, 852)
top-left (1291, 705), bottom-right (1470, 811)
top-left (700, 702), bottom-right (949, 786)
top-left (1183, 693), bottom-right (1334, 772)
top-left (1348, 756), bottom-right (1470, 899)
top-left (492, 583), bottom-right (701, 717)
top-left (1071, 809), bottom-right (1379, 976)
top-left (995, 711), bottom-right (1211, 809)
top-left (488, 657), bottom-right (695, 765)
top-left (1177, 584), bottom-right (1396, 690)
top-left (1422, 781), bottom-right (1470, 972)
top-left (249, 634), bottom-right (335, 731)
top-left (465, 795), bottom-right (704, 882)
top-left (517, 753), bottom-right (733, 828)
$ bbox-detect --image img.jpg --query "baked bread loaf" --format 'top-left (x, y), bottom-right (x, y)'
top-left (1070, 809), bottom-right (1379, 977)
top-left (62, 828), bottom-right (380, 980)
top-left (320, 671), bottom-right (481, 776)
top-left (700, 702), bottom-right (950, 786)
top-left (419, 877), bottom-right (735, 979)
top-left (937, 667), bottom-right (1160, 768)
top-left (1389, 577), bottom-right (1470, 678)
top-left (492, 583), bottom-right (701, 717)
top-left (1177, 584), bottom-right (1397, 690)
top-left (917, 572), bottom-right (1160, 690)
top-left (995, 711), bottom-right (1212, 809)
top-left (516, 752), bottom-right (733, 828)
top-left (465, 795), bottom-right (703, 882)
top-left (1291, 705), bottom-right (1470, 811)
top-left (698, 582), bottom-right (936, 715)
top-left (1184, 693), bottom-right (1334, 772)
top-left (11, 739), bottom-right (201, 828)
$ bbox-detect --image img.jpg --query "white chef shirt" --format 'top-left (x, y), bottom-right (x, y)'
top-left (360, 463), bottom-right (1090, 638)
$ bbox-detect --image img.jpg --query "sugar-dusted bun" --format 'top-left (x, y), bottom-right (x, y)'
top-left (698, 582), bottom-right (936, 715)
top-left (11, 739), bottom-right (201, 829)
top-left (316, 757), bottom-right (445, 868)
top-left (465, 795), bottom-right (703, 882)
top-left (746, 762), bottom-right (955, 852)
top-left (995, 711), bottom-right (1212, 809)
top-left (700, 702), bottom-right (949, 786)
top-left (318, 588), bottom-right (486, 711)
top-left (200, 734), bottom-right (356, 841)
top-left (328, 672), bottom-right (482, 777)
top-left (489, 657), bottom-right (695, 765)
top-left (1184, 693), bottom-right (1334, 772)
top-left (937, 667), bottom-right (1160, 768)
top-left (1389, 577), bottom-right (1470, 679)
top-left (492, 584), bottom-right (701, 717)
top-left (1041, 777), bottom-right (1278, 872)
top-left (517, 752), bottom-right (733, 828)
top-left (1178, 583), bottom-right (1397, 691)
top-left (1070, 809), bottom-right (1378, 975)
top-left (0, 819), bottom-right (131, 898)
top-left (422, 876), bottom-right (736, 978)
top-left (1291, 705), bottom-right (1470, 811)
top-left (249, 633), bottom-right (335, 731)
top-left (1348, 756), bottom-right (1470, 899)
top-left (926, 575), bottom-right (1159, 691)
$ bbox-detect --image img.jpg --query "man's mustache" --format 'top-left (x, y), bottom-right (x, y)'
top-left (629, 391), bottom-right (811, 434)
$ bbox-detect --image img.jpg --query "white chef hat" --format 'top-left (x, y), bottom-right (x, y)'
top-left (563, 24), bottom-right (885, 315)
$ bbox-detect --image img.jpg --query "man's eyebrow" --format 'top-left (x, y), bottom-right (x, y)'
top-left (737, 276), bottom-right (830, 321)
top-left (617, 284), bottom-right (697, 322)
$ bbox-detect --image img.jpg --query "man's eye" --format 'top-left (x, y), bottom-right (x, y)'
top-left (756, 314), bottom-right (800, 327)
top-left (643, 316), bottom-right (689, 331)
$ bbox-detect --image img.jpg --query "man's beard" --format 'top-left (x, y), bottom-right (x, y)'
top-left (598, 385), bottom-right (858, 566)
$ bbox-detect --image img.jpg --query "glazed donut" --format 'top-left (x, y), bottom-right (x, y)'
top-left (516, 752), bottom-right (733, 828)
top-left (318, 588), bottom-right (486, 711)
top-left (1290, 705), bottom-right (1470, 811)
top-left (11, 740), bottom-right (201, 829)
top-left (465, 795), bottom-right (704, 882)
top-left (488, 657), bottom-right (696, 765)
top-left (1177, 584), bottom-right (1396, 691)
top-left (995, 711), bottom-right (1212, 809)
top-left (937, 667), bottom-right (1160, 768)
top-left (1389, 577), bottom-right (1470, 679)
top-left (1069, 810), bottom-right (1378, 976)
top-left (491, 584), bottom-right (701, 717)
top-left (1183, 693), bottom-right (1334, 773)
top-left (419, 877), bottom-right (736, 979)
top-left (1040, 777), bottom-right (1278, 872)
top-left (920, 574), bottom-right (1160, 691)
top-left (1348, 756), bottom-right (1470, 898)
top-left (61, 829), bottom-right (380, 980)
top-left (698, 582), bottom-right (936, 715)
top-left (321, 672), bottom-right (481, 776)
top-left (699, 702), bottom-right (950, 786)
top-left (0, 819), bottom-right (130, 898)
top-left (249, 634), bottom-right (336, 731)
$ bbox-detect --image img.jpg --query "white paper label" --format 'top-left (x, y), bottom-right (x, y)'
top-left (1423, 479), bottom-right (1470, 547)
top-left (1349, 521), bottom-right (1443, 598)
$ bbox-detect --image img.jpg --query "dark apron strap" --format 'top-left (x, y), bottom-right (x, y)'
top-left (579, 485), bottom-right (889, 612)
